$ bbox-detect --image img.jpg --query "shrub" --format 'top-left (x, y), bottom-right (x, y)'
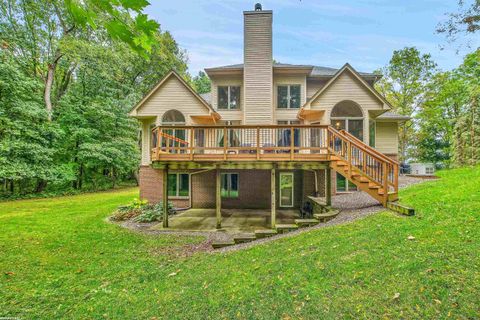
top-left (110, 199), bottom-right (176, 222)
top-left (134, 202), bottom-right (176, 223)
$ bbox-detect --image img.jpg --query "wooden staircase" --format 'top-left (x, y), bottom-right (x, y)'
top-left (327, 127), bottom-right (399, 206)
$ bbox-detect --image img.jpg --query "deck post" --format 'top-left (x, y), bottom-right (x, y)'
top-left (326, 168), bottom-right (332, 206)
top-left (162, 165), bottom-right (169, 228)
top-left (216, 168), bottom-right (221, 229)
top-left (271, 166), bottom-right (276, 229)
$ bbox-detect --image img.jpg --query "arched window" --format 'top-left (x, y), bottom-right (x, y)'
top-left (330, 100), bottom-right (364, 140)
top-left (161, 110), bottom-right (186, 151)
top-left (330, 100), bottom-right (364, 193)
top-left (331, 100), bottom-right (363, 117)
top-left (162, 109), bottom-right (185, 124)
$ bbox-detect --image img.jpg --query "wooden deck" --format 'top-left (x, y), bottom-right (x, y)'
top-left (151, 124), bottom-right (399, 207)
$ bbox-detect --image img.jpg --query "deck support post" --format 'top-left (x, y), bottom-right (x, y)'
top-left (162, 165), bottom-right (169, 228)
top-left (271, 166), bottom-right (276, 229)
top-left (326, 168), bottom-right (332, 206)
top-left (216, 168), bottom-right (221, 229)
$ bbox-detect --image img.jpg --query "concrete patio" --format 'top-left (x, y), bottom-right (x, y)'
top-left (152, 208), bottom-right (300, 233)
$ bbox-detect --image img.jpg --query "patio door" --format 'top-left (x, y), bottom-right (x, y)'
top-left (279, 172), bottom-right (294, 207)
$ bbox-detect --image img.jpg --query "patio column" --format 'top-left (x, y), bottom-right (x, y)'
top-left (216, 168), bottom-right (221, 229)
top-left (326, 168), bottom-right (332, 206)
top-left (271, 166), bottom-right (276, 229)
top-left (162, 165), bottom-right (169, 228)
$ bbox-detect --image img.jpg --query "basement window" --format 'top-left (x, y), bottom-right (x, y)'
top-left (221, 173), bottom-right (239, 198)
top-left (168, 173), bottom-right (189, 197)
top-left (277, 85), bottom-right (301, 109)
top-left (218, 86), bottom-right (240, 110)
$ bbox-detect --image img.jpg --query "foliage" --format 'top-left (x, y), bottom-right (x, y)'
top-left (133, 202), bottom-right (175, 223)
top-left (1, 167), bottom-right (479, 318)
top-left (437, 0), bottom-right (480, 49)
top-left (375, 47), bottom-right (437, 162)
top-left (192, 71), bottom-right (211, 94)
top-left (111, 198), bottom-right (175, 222)
top-left (0, 0), bottom-right (188, 197)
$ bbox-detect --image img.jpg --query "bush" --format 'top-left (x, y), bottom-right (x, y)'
top-left (134, 202), bottom-right (175, 223)
top-left (110, 198), bottom-right (176, 222)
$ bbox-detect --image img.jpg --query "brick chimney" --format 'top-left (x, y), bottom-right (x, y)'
top-left (243, 3), bottom-right (273, 124)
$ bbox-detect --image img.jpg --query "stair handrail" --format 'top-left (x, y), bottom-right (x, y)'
top-left (327, 126), bottom-right (398, 194)
top-left (338, 129), bottom-right (399, 165)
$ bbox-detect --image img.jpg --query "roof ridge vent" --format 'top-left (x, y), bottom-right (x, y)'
top-left (255, 3), bottom-right (262, 11)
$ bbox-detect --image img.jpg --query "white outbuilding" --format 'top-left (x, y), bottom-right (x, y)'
top-left (409, 163), bottom-right (435, 176)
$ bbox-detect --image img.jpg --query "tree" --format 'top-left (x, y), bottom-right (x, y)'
top-left (375, 47), bottom-right (437, 162)
top-left (192, 71), bottom-right (211, 94)
top-left (0, 0), bottom-right (159, 120)
top-left (437, 0), bottom-right (480, 49)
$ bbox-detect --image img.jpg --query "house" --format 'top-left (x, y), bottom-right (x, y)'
top-left (129, 4), bottom-right (409, 229)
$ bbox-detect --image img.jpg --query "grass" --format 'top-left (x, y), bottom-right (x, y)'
top-left (1, 167), bottom-right (479, 319)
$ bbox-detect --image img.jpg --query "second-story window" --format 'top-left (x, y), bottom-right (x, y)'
top-left (218, 86), bottom-right (240, 110)
top-left (278, 85), bottom-right (301, 109)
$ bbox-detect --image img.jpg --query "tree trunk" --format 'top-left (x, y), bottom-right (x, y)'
top-left (35, 179), bottom-right (48, 193)
top-left (44, 63), bottom-right (55, 121)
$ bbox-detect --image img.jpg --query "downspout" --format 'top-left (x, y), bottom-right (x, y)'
top-left (188, 168), bottom-right (216, 208)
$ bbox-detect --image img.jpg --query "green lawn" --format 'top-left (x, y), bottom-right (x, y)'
top-left (1, 167), bottom-right (479, 319)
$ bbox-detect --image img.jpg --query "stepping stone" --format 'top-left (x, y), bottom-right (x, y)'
top-left (314, 210), bottom-right (340, 222)
top-left (233, 233), bottom-right (257, 244)
top-left (294, 219), bottom-right (320, 227)
top-left (276, 224), bottom-right (299, 233)
top-left (254, 229), bottom-right (278, 238)
top-left (211, 241), bottom-right (235, 249)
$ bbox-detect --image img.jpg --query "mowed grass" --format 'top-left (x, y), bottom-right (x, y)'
top-left (1, 167), bottom-right (479, 319)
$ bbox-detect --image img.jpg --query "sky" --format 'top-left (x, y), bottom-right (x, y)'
top-left (145, 0), bottom-right (479, 75)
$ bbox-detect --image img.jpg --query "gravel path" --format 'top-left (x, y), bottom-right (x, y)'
top-left (114, 175), bottom-right (431, 254)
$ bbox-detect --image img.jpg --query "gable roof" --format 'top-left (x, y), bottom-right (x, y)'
top-left (302, 63), bottom-right (393, 110)
top-left (205, 63), bottom-right (379, 79)
top-left (129, 70), bottom-right (219, 118)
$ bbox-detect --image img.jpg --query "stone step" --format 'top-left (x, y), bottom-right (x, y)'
top-left (233, 233), bottom-right (257, 244)
top-left (294, 219), bottom-right (320, 228)
top-left (314, 210), bottom-right (340, 222)
top-left (211, 241), bottom-right (235, 249)
top-left (275, 224), bottom-right (299, 233)
top-left (254, 229), bottom-right (278, 239)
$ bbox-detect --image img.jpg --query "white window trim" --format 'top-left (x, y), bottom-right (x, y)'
top-left (279, 172), bottom-right (294, 207)
top-left (277, 84), bottom-right (301, 109)
top-left (218, 86), bottom-right (241, 110)
top-left (220, 172), bottom-right (239, 198)
top-left (168, 172), bottom-right (190, 199)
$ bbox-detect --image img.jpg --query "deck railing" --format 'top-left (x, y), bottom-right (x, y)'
top-left (151, 125), bottom-right (330, 162)
top-left (150, 124), bottom-right (398, 193)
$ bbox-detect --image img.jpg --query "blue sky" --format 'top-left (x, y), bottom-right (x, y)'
top-left (145, 0), bottom-right (478, 75)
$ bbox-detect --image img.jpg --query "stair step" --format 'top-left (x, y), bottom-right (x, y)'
top-left (233, 233), bottom-right (257, 244)
top-left (211, 241), bottom-right (235, 249)
top-left (335, 161), bottom-right (348, 167)
top-left (369, 184), bottom-right (380, 189)
top-left (276, 224), bottom-right (299, 233)
top-left (378, 189), bottom-right (385, 195)
top-left (314, 210), bottom-right (340, 222)
top-left (388, 192), bottom-right (399, 202)
top-left (358, 177), bottom-right (370, 183)
top-left (254, 229), bottom-right (278, 238)
top-left (294, 219), bottom-right (320, 227)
